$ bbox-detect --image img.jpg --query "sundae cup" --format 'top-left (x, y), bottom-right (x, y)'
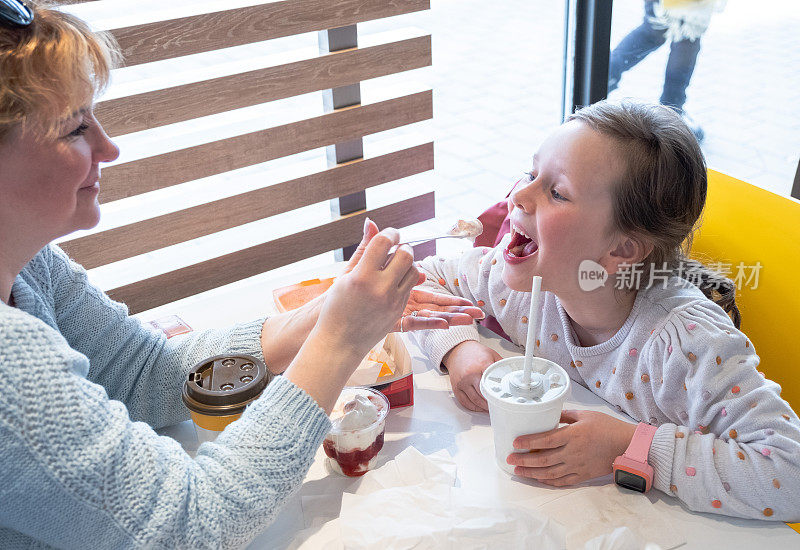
top-left (182, 354), bottom-right (271, 443)
top-left (323, 387), bottom-right (390, 476)
top-left (480, 356), bottom-right (570, 474)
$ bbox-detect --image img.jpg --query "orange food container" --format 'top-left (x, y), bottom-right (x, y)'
top-left (272, 277), bottom-right (414, 408)
top-left (272, 277), bottom-right (335, 313)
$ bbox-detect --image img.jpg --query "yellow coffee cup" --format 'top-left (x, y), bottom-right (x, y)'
top-left (182, 354), bottom-right (271, 443)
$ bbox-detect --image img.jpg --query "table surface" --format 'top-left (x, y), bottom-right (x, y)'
top-left (143, 264), bottom-right (799, 550)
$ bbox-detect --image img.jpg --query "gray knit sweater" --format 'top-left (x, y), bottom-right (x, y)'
top-left (0, 245), bottom-right (331, 549)
top-left (414, 240), bottom-right (800, 521)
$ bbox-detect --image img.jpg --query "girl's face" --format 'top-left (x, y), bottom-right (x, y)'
top-left (0, 108), bottom-right (119, 245)
top-left (502, 120), bottom-right (628, 296)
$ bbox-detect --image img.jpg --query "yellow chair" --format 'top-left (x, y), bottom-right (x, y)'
top-left (691, 170), bottom-right (800, 410)
top-left (692, 170), bottom-right (800, 534)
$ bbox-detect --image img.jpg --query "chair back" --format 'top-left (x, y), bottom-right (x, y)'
top-left (691, 170), bottom-right (800, 408)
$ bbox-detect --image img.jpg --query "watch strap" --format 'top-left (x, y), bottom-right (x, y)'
top-left (623, 422), bottom-right (658, 464)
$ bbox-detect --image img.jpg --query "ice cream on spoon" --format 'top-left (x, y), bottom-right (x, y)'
top-left (394, 218), bottom-right (484, 250)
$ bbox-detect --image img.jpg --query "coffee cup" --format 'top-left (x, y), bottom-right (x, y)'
top-left (182, 354), bottom-right (271, 443)
top-left (480, 356), bottom-right (570, 474)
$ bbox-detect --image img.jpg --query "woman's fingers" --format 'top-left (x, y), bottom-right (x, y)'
top-left (345, 218), bottom-right (380, 273)
top-left (396, 310), bottom-right (480, 331)
top-left (359, 229), bottom-right (401, 272)
top-left (409, 289), bottom-right (475, 307)
top-left (396, 258), bottom-right (421, 291)
top-left (420, 310), bottom-right (480, 325)
top-left (397, 314), bottom-right (448, 332)
top-left (383, 243), bottom-right (415, 284)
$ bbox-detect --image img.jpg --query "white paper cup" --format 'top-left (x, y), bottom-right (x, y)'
top-left (480, 356), bottom-right (571, 474)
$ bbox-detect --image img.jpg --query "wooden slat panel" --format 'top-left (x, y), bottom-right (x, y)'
top-left (107, 192), bottom-right (435, 313)
top-left (62, 143), bottom-right (433, 268)
top-left (97, 35), bottom-right (431, 137)
top-left (112, 0), bottom-right (430, 67)
top-left (100, 90), bottom-right (433, 203)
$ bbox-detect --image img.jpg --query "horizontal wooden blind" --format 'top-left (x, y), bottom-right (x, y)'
top-left (111, 0), bottom-right (430, 67)
top-left (58, 0), bottom-right (435, 314)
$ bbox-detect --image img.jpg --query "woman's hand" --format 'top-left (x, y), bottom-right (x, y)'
top-left (315, 227), bottom-right (418, 357)
top-left (442, 340), bottom-right (501, 412)
top-left (349, 218), bottom-right (483, 332)
top-left (506, 410), bottom-right (637, 486)
top-left (394, 289), bottom-right (484, 332)
top-left (284, 228), bottom-right (418, 411)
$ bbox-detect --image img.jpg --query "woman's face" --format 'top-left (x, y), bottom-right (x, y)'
top-left (501, 120), bottom-right (627, 297)
top-left (0, 108), bottom-right (119, 246)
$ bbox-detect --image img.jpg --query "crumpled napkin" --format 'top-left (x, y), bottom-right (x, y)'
top-left (584, 527), bottom-right (665, 550)
top-left (340, 481), bottom-right (563, 549)
top-left (290, 447), bottom-right (564, 550)
top-left (538, 485), bottom-right (682, 550)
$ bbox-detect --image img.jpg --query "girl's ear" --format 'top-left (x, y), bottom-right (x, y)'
top-left (603, 235), bottom-right (653, 275)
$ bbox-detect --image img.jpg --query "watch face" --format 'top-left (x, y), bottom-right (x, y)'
top-left (615, 469), bottom-right (646, 492)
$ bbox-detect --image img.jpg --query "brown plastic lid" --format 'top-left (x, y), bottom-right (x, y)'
top-left (182, 354), bottom-right (270, 416)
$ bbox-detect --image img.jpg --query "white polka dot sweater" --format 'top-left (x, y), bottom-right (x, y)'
top-left (414, 242), bottom-right (800, 521)
top-left (0, 245), bottom-right (331, 548)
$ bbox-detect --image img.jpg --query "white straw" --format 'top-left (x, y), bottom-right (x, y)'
top-left (522, 276), bottom-right (542, 386)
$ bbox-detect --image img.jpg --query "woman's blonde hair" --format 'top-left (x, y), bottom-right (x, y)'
top-left (569, 100), bottom-right (741, 327)
top-left (0, 1), bottom-right (120, 140)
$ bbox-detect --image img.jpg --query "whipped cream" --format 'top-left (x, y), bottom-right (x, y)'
top-left (327, 387), bottom-right (389, 451)
top-left (338, 394), bottom-right (380, 431)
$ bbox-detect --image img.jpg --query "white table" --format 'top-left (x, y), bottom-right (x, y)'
top-left (144, 266), bottom-right (799, 549)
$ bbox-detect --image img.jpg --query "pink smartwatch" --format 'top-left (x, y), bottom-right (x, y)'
top-left (613, 422), bottom-right (658, 493)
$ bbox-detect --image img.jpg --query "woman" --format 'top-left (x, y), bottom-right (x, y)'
top-left (0, 3), bottom-right (482, 548)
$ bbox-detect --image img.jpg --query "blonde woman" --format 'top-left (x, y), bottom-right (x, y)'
top-left (0, 2), bottom-right (482, 547)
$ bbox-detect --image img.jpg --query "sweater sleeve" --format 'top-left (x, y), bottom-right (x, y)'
top-left (643, 300), bottom-right (800, 521)
top-left (0, 307), bottom-right (330, 549)
top-left (46, 244), bottom-right (266, 429)
top-left (412, 247), bottom-right (490, 371)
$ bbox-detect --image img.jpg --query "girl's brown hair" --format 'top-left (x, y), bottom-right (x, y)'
top-left (569, 101), bottom-right (740, 328)
top-left (0, 1), bottom-right (120, 140)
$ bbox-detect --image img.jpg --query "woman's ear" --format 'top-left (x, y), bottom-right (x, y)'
top-left (603, 236), bottom-right (653, 275)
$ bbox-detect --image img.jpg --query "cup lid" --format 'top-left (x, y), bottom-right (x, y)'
top-left (182, 354), bottom-right (270, 416)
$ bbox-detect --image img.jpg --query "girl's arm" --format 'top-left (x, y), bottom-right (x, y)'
top-left (645, 301), bottom-right (800, 521)
top-left (414, 245), bottom-right (498, 370)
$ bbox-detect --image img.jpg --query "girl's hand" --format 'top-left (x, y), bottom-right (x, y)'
top-left (348, 218), bottom-right (484, 332)
top-left (506, 410), bottom-right (638, 486)
top-left (442, 340), bottom-right (502, 412)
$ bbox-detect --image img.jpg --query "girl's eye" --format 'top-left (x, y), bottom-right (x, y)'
top-left (551, 188), bottom-right (567, 201)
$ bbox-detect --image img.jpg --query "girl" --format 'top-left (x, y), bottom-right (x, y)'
top-left (414, 101), bottom-right (800, 521)
top-left (0, 3), bottom-right (481, 547)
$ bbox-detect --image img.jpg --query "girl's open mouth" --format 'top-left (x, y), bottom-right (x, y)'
top-left (503, 224), bottom-right (538, 264)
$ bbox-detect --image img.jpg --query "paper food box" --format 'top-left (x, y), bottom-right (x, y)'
top-left (272, 278), bottom-right (414, 409)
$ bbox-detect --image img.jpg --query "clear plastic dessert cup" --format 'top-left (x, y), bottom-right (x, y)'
top-left (480, 356), bottom-right (571, 475)
top-left (323, 387), bottom-right (390, 477)
top-left (182, 354), bottom-right (270, 444)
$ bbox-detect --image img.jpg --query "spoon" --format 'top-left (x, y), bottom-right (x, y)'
top-left (390, 218), bottom-right (484, 252)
